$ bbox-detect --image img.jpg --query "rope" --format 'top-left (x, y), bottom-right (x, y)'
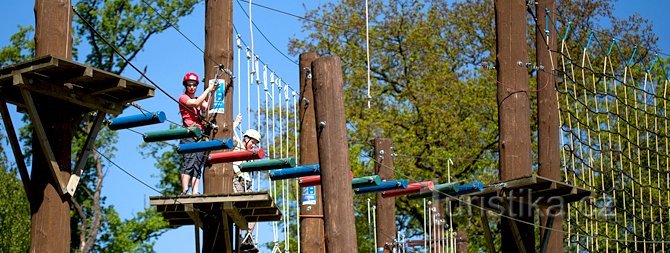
top-left (364, 0), bottom-right (372, 108)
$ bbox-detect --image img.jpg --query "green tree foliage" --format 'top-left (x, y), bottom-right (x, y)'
top-left (289, 0), bottom-right (661, 251)
top-left (0, 128), bottom-right (29, 253)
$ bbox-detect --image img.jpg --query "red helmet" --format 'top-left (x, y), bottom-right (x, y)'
top-left (183, 72), bottom-right (199, 85)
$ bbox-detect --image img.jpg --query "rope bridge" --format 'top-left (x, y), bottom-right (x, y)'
top-left (553, 17), bottom-right (670, 252)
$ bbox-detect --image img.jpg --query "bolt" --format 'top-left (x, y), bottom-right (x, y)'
top-left (319, 121), bottom-right (326, 128)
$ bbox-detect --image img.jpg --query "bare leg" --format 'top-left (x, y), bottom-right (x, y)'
top-left (191, 177), bottom-right (200, 195)
top-left (181, 174), bottom-right (191, 194)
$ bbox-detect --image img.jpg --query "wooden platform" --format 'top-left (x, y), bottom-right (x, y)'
top-left (0, 55), bottom-right (154, 115)
top-left (150, 191), bottom-right (281, 230)
top-left (464, 175), bottom-right (592, 208)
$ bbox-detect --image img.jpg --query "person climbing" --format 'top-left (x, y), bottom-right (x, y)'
top-left (178, 72), bottom-right (218, 195)
top-left (232, 114), bottom-right (261, 252)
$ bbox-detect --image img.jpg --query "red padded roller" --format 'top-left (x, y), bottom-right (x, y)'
top-left (381, 181), bottom-right (434, 198)
top-left (208, 148), bottom-right (265, 164)
top-left (298, 171), bottom-right (354, 188)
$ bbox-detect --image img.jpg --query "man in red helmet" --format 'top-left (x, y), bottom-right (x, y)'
top-left (178, 72), bottom-right (219, 195)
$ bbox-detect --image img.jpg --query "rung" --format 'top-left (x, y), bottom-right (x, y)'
top-left (407, 182), bottom-right (460, 200)
top-left (143, 127), bottom-right (201, 142)
top-left (108, 111), bottom-right (166, 130)
top-left (239, 158), bottom-right (296, 172)
top-left (208, 148), bottom-right (264, 164)
top-left (177, 138), bottom-right (234, 154)
top-left (354, 180), bottom-right (408, 195)
top-left (382, 181), bottom-right (434, 198)
top-left (269, 164), bottom-right (320, 180)
top-left (351, 175), bottom-right (381, 188)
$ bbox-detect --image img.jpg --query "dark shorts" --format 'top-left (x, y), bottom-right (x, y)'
top-left (180, 138), bottom-right (205, 179)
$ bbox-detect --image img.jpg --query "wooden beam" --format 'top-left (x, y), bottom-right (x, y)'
top-left (375, 138), bottom-right (396, 253)
top-left (90, 79), bottom-right (126, 96)
top-left (13, 72), bottom-right (121, 114)
top-left (0, 99), bottom-right (30, 199)
top-left (501, 200), bottom-right (528, 253)
top-left (223, 202), bottom-right (249, 230)
top-left (68, 111), bottom-right (106, 196)
top-left (298, 51), bottom-right (325, 253)
top-left (195, 225), bottom-right (201, 253)
top-left (20, 88), bottom-right (65, 195)
top-left (540, 211), bottom-right (557, 253)
top-left (184, 203), bottom-right (203, 228)
top-left (480, 210), bottom-right (496, 253)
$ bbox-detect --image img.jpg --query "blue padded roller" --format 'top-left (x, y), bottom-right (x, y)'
top-left (269, 164), bottom-right (320, 180)
top-left (177, 138), bottom-right (234, 154)
top-left (108, 111), bottom-right (166, 130)
top-left (453, 182), bottom-right (483, 196)
top-left (354, 179), bottom-right (408, 195)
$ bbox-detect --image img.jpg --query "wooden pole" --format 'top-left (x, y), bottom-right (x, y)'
top-left (203, 0), bottom-right (234, 252)
top-left (456, 230), bottom-right (468, 253)
top-left (374, 138), bottom-right (395, 253)
top-left (311, 56), bottom-right (358, 252)
top-left (30, 0), bottom-right (79, 252)
top-left (536, 1), bottom-right (562, 252)
top-left (298, 52), bottom-right (326, 253)
top-left (494, 0), bottom-right (534, 252)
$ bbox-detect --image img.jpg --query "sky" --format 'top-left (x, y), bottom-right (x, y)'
top-left (1, 0), bottom-right (669, 252)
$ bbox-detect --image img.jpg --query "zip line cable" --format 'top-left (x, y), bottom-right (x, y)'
top-left (234, 0), bottom-right (298, 66)
top-left (72, 6), bottom-right (217, 127)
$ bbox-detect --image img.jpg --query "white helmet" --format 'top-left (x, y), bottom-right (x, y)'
top-left (243, 129), bottom-right (261, 142)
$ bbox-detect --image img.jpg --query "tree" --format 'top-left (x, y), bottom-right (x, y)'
top-left (0, 0), bottom-right (199, 252)
top-left (289, 0), bottom-right (659, 251)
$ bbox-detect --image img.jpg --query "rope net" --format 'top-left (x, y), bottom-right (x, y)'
top-left (553, 18), bottom-right (670, 252)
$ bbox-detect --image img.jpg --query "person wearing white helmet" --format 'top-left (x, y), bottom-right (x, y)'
top-left (232, 114), bottom-right (261, 251)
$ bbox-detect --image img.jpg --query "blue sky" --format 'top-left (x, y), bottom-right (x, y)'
top-left (1, 1), bottom-right (669, 252)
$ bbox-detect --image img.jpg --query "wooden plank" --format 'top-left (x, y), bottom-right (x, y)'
top-left (480, 210), bottom-right (496, 253)
top-left (20, 88), bottom-right (65, 195)
top-left (240, 207), bottom-right (281, 217)
top-left (0, 99), bottom-right (30, 198)
top-left (223, 202), bottom-right (248, 230)
top-left (90, 79), bottom-right (126, 96)
top-left (150, 193), bottom-right (271, 206)
top-left (68, 111), bottom-right (106, 196)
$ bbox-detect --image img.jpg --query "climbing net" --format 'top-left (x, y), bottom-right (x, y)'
top-left (551, 15), bottom-right (670, 252)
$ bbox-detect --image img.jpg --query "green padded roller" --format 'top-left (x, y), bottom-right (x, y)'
top-left (407, 182), bottom-right (460, 200)
top-left (351, 175), bottom-right (381, 189)
top-left (239, 158), bottom-right (296, 172)
top-left (143, 127), bottom-right (202, 142)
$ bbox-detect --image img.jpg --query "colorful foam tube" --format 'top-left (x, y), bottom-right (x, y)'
top-left (208, 148), bottom-right (265, 163)
top-left (269, 164), bottom-right (320, 180)
top-left (354, 180), bottom-right (408, 195)
top-left (351, 175), bottom-right (382, 188)
top-left (407, 182), bottom-right (460, 200)
top-left (453, 182), bottom-right (483, 196)
top-left (298, 171), bottom-right (354, 188)
top-left (177, 138), bottom-right (234, 154)
top-left (239, 158), bottom-right (296, 172)
top-left (381, 181), bottom-right (435, 198)
top-left (143, 127), bottom-right (202, 142)
top-left (108, 111), bottom-right (166, 130)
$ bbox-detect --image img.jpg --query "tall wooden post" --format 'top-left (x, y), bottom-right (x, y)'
top-left (374, 138), bottom-right (395, 252)
top-left (298, 52), bottom-right (326, 252)
top-left (203, 0), bottom-right (234, 251)
top-left (311, 56), bottom-right (358, 252)
top-left (455, 230), bottom-right (468, 253)
top-left (536, 0), bottom-right (562, 252)
top-left (494, 0), bottom-right (534, 252)
top-left (31, 0), bottom-right (78, 251)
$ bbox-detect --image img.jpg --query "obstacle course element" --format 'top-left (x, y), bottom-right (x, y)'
top-left (453, 182), bottom-right (483, 196)
top-left (143, 127), bottom-right (202, 142)
top-left (108, 111), bottom-right (166, 130)
top-left (382, 181), bottom-right (434, 198)
top-left (351, 175), bottom-right (381, 188)
top-left (407, 182), bottom-right (460, 200)
top-left (177, 138), bottom-right (234, 154)
top-left (298, 171), bottom-right (354, 188)
top-left (298, 175), bottom-right (321, 187)
top-left (355, 180), bottom-right (408, 195)
top-left (269, 164), bottom-right (320, 180)
top-left (208, 148), bottom-right (265, 163)
top-left (239, 158), bottom-right (296, 172)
